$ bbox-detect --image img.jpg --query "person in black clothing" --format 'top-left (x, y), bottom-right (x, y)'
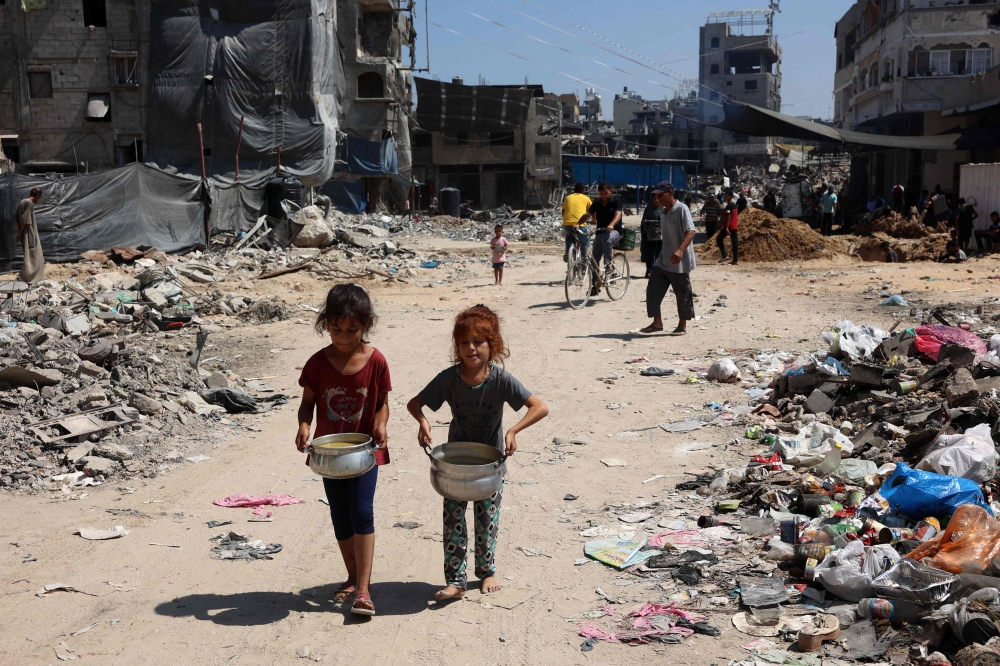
top-left (639, 196), bottom-right (662, 279)
top-left (762, 190), bottom-right (777, 214)
top-left (881, 241), bottom-right (898, 263)
top-left (956, 198), bottom-right (979, 250)
top-left (591, 182), bottom-right (623, 272)
top-left (975, 211), bottom-right (1000, 252)
top-left (736, 191), bottom-right (748, 214)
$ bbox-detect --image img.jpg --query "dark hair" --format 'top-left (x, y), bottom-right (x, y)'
top-left (992, 211), bottom-right (1000, 218)
top-left (597, 182), bottom-right (611, 192)
top-left (494, 224), bottom-right (503, 230)
top-left (314, 283), bottom-right (377, 339)
top-left (959, 198), bottom-right (966, 205)
top-left (574, 183), bottom-right (587, 193)
top-left (452, 305), bottom-right (509, 368)
top-left (880, 241), bottom-right (891, 248)
top-left (947, 240), bottom-right (959, 249)
top-left (29, 187), bottom-right (42, 198)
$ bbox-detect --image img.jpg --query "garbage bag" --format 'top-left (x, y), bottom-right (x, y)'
top-left (914, 325), bottom-right (987, 362)
top-left (862, 544), bottom-right (901, 580)
top-left (822, 320), bottom-right (888, 360)
top-left (881, 295), bottom-right (908, 306)
top-left (879, 463), bottom-right (990, 520)
top-left (930, 588), bottom-right (1000, 644)
top-left (917, 424), bottom-right (999, 483)
top-left (707, 358), bottom-right (741, 383)
top-left (814, 540), bottom-right (900, 603)
top-left (200, 388), bottom-right (258, 414)
top-left (907, 505), bottom-right (1000, 575)
top-left (773, 422), bottom-right (854, 468)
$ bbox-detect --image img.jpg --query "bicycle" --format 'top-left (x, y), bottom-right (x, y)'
top-left (564, 227), bottom-right (631, 309)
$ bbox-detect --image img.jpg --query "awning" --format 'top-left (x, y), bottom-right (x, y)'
top-left (714, 99), bottom-right (964, 151)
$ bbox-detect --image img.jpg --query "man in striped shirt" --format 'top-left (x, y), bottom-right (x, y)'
top-left (701, 194), bottom-right (721, 240)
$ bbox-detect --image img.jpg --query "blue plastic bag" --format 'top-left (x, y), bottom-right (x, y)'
top-left (880, 463), bottom-right (990, 519)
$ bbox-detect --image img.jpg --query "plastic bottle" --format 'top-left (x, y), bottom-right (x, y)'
top-left (815, 443), bottom-right (843, 476)
top-left (764, 536), bottom-right (795, 561)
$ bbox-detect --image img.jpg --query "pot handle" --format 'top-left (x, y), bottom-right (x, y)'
top-left (306, 444), bottom-right (315, 455)
top-left (421, 442), bottom-right (433, 459)
top-left (494, 453), bottom-right (509, 468)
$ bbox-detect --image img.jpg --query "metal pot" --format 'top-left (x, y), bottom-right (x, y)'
top-left (307, 433), bottom-right (376, 479)
top-left (425, 442), bottom-right (507, 502)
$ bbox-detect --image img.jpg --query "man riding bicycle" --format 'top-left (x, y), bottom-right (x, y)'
top-left (562, 183), bottom-right (593, 262)
top-left (591, 183), bottom-right (623, 270)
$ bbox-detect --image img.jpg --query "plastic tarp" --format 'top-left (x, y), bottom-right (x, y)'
top-left (880, 463), bottom-right (991, 519)
top-left (337, 137), bottom-right (398, 176)
top-left (208, 181), bottom-right (266, 234)
top-left (0, 164), bottom-right (206, 267)
top-left (145, 0), bottom-right (342, 187)
top-left (914, 325), bottom-right (988, 361)
top-left (319, 179), bottom-right (366, 214)
top-left (415, 77), bottom-right (535, 133)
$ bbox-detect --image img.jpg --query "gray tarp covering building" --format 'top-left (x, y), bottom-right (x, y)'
top-left (145, 0), bottom-right (342, 187)
top-left (414, 77), bottom-right (535, 133)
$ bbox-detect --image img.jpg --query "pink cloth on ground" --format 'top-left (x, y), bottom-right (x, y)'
top-left (213, 494), bottom-right (305, 508)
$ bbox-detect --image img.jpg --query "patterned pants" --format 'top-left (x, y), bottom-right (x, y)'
top-left (442, 481), bottom-right (503, 589)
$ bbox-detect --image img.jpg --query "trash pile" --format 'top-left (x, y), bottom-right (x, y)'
top-left (579, 308), bottom-right (1000, 662)
top-left (0, 274), bottom-right (289, 493)
top-left (697, 209), bottom-right (850, 263)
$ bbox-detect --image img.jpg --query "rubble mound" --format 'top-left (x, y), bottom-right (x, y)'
top-left (856, 211), bottom-right (932, 239)
top-left (697, 209), bottom-right (849, 263)
top-left (244, 299), bottom-right (291, 323)
top-left (851, 232), bottom-right (951, 263)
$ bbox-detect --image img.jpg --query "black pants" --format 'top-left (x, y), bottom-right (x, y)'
top-left (704, 220), bottom-right (717, 241)
top-left (976, 231), bottom-right (995, 252)
top-left (646, 267), bottom-right (694, 321)
top-left (716, 228), bottom-right (738, 262)
top-left (822, 213), bottom-right (834, 236)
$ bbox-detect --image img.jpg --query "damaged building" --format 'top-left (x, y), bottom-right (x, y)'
top-left (833, 0), bottom-right (1000, 203)
top-left (410, 77), bottom-right (561, 210)
top-left (699, 7), bottom-right (783, 171)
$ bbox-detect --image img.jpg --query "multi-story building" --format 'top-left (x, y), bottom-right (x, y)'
top-left (699, 8), bottom-right (782, 171)
top-left (832, 0), bottom-right (1000, 198)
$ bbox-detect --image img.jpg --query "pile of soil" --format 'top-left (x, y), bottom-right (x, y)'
top-left (697, 209), bottom-right (849, 263)
top-left (855, 211), bottom-right (932, 239)
top-left (850, 232), bottom-right (951, 263)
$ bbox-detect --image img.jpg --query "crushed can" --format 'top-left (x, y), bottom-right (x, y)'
top-left (780, 518), bottom-right (799, 544)
top-left (913, 521), bottom-right (937, 541)
top-left (698, 515), bottom-right (720, 528)
top-left (879, 527), bottom-right (915, 544)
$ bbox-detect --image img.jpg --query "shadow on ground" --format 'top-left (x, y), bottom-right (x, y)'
top-left (154, 581), bottom-right (439, 626)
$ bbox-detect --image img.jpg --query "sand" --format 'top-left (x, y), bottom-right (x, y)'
top-left (850, 231), bottom-right (952, 263)
top-left (854, 210), bottom-right (934, 239)
top-left (697, 208), bottom-right (850, 263)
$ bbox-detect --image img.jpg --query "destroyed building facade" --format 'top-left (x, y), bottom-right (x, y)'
top-left (410, 79), bottom-right (561, 210)
top-left (833, 0), bottom-right (1000, 200)
top-left (699, 8), bottom-right (783, 171)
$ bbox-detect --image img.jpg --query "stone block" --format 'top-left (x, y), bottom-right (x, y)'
top-left (805, 389), bottom-right (835, 415)
top-left (78, 360), bottom-right (105, 377)
top-left (938, 343), bottom-right (976, 369)
top-left (129, 392), bottom-right (163, 415)
top-left (946, 368), bottom-right (980, 407)
top-left (81, 456), bottom-right (118, 477)
top-left (93, 443), bottom-right (132, 461)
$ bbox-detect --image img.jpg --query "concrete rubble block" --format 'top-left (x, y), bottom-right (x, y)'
top-left (850, 362), bottom-right (886, 387)
top-left (174, 263), bottom-right (218, 284)
top-left (130, 392), bottom-right (163, 416)
top-left (805, 389), bottom-right (835, 415)
top-left (65, 442), bottom-right (96, 464)
top-left (976, 376), bottom-right (1000, 394)
top-left (946, 367), bottom-right (980, 407)
top-left (335, 229), bottom-right (376, 249)
top-left (179, 391), bottom-right (226, 416)
top-left (81, 456), bottom-right (118, 477)
top-left (0, 366), bottom-right (63, 388)
top-left (78, 361), bottom-right (106, 378)
top-left (937, 343), bottom-right (976, 369)
top-left (64, 313), bottom-right (92, 335)
top-left (204, 372), bottom-right (230, 389)
top-left (786, 372), bottom-right (822, 396)
top-left (78, 390), bottom-right (109, 409)
top-left (354, 224), bottom-right (389, 238)
top-left (93, 443), bottom-right (133, 461)
top-left (291, 206), bottom-right (333, 248)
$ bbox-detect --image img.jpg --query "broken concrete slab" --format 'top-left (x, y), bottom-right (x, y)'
top-left (204, 372), bottom-right (230, 389)
top-left (78, 361), bottom-right (105, 378)
top-left (850, 362), bottom-right (887, 387)
top-left (946, 368), bottom-right (980, 407)
top-left (81, 456), bottom-right (118, 477)
top-left (92, 443), bottom-right (132, 461)
top-left (64, 443), bottom-right (96, 464)
top-left (0, 366), bottom-right (63, 388)
top-left (805, 389), bottom-right (835, 415)
top-left (130, 392), bottom-right (163, 415)
top-left (938, 343), bottom-right (976, 369)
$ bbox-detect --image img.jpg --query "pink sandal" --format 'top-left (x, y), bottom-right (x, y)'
top-left (332, 582), bottom-right (356, 603)
top-left (351, 592), bottom-right (375, 616)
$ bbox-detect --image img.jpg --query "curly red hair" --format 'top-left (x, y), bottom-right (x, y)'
top-left (452, 305), bottom-right (510, 368)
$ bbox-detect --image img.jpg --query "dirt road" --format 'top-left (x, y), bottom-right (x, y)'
top-left (2, 238), bottom-right (995, 665)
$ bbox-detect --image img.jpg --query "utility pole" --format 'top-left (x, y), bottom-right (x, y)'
top-left (768, 0), bottom-right (780, 35)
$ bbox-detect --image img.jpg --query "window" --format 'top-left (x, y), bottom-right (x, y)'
top-left (709, 142), bottom-right (719, 153)
top-left (710, 37), bottom-right (720, 49)
top-left (970, 48), bottom-right (993, 75)
top-left (744, 80), bottom-right (758, 90)
top-left (1, 137), bottom-right (19, 164)
top-left (709, 115), bottom-right (719, 124)
top-left (357, 72), bottom-right (384, 98)
top-left (910, 50), bottom-right (930, 77)
top-left (534, 142), bottom-right (552, 156)
top-left (82, 0), bottom-right (107, 27)
top-left (112, 54), bottom-right (138, 86)
top-left (710, 64), bottom-right (720, 75)
top-left (837, 53), bottom-right (843, 70)
top-left (930, 51), bottom-right (950, 76)
top-left (28, 71), bottom-right (52, 99)
top-left (412, 132), bottom-right (431, 148)
top-left (85, 93), bottom-right (111, 121)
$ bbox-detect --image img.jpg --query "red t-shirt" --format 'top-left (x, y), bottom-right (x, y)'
top-left (725, 202), bottom-right (739, 230)
top-left (298, 347), bottom-right (392, 465)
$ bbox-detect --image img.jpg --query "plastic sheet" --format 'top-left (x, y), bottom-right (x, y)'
top-left (914, 324), bottom-right (988, 361)
top-left (822, 320), bottom-right (889, 360)
top-left (879, 463), bottom-right (990, 519)
top-left (907, 505), bottom-right (1000, 575)
top-left (917, 424), bottom-right (999, 483)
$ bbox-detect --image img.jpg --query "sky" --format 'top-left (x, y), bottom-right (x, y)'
top-left (413, 0), bottom-right (856, 121)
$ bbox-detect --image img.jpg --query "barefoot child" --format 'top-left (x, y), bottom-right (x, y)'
top-left (296, 284), bottom-right (391, 616)
top-left (489, 225), bottom-right (508, 286)
top-left (407, 305), bottom-right (548, 600)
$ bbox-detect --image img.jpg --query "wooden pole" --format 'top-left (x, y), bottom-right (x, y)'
top-left (197, 122), bottom-right (209, 246)
top-left (235, 115), bottom-right (244, 182)
top-left (197, 122), bottom-right (206, 180)
top-left (276, 145), bottom-right (282, 174)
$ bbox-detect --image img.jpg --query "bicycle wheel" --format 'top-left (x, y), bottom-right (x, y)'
top-left (565, 257), bottom-right (592, 309)
top-left (605, 252), bottom-right (631, 301)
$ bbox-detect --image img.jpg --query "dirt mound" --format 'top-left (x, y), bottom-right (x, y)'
top-left (697, 208), bottom-right (849, 263)
top-left (850, 232), bottom-right (950, 263)
top-left (855, 211), bottom-right (932, 239)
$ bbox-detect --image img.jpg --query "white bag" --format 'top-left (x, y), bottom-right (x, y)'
top-left (917, 424), bottom-right (999, 483)
top-left (773, 422), bottom-right (855, 467)
top-left (821, 320), bottom-right (888, 360)
top-left (708, 358), bottom-right (741, 383)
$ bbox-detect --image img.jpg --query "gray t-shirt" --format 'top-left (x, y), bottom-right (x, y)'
top-left (654, 201), bottom-right (697, 274)
top-left (418, 365), bottom-right (532, 452)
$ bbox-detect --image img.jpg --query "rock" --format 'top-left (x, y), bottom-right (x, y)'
top-left (938, 343), bottom-right (976, 369)
top-left (78, 390), bottom-right (109, 409)
top-left (130, 392), bottom-right (163, 415)
top-left (40, 385), bottom-right (61, 400)
top-left (81, 456), bottom-right (118, 476)
top-left (93, 443), bottom-right (133, 461)
top-left (204, 372), bottom-right (230, 389)
top-left (65, 443), bottom-right (96, 463)
top-left (0, 366), bottom-right (63, 388)
top-left (354, 224), bottom-right (389, 238)
top-left (78, 361), bottom-right (106, 377)
top-left (946, 367), bottom-right (980, 407)
top-left (805, 389), bottom-right (835, 415)
top-left (381, 240), bottom-right (397, 255)
top-left (335, 229), bottom-right (376, 249)
top-left (291, 206), bottom-right (332, 248)
top-left (78, 339), bottom-right (112, 364)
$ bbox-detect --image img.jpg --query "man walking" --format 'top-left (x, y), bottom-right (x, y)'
top-left (561, 183), bottom-right (592, 262)
top-left (16, 187), bottom-right (45, 284)
top-left (717, 189), bottom-right (739, 265)
top-left (640, 182), bottom-right (696, 336)
top-left (821, 184), bottom-right (838, 236)
top-left (701, 193), bottom-right (721, 240)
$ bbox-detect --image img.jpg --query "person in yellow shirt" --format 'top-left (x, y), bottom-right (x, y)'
top-left (562, 183), bottom-right (593, 262)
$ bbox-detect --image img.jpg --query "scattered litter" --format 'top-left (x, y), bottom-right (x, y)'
top-left (600, 459), bottom-right (628, 467)
top-left (75, 526), bottom-right (129, 540)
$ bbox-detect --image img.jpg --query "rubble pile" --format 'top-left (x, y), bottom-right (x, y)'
top-left (697, 209), bottom-right (850, 263)
top-left (855, 210), bottom-right (933, 239)
top-left (576, 305), bottom-right (1000, 661)
top-left (851, 232), bottom-right (952, 263)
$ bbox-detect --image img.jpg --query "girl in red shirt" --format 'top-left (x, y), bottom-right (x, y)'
top-left (296, 284), bottom-right (391, 616)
